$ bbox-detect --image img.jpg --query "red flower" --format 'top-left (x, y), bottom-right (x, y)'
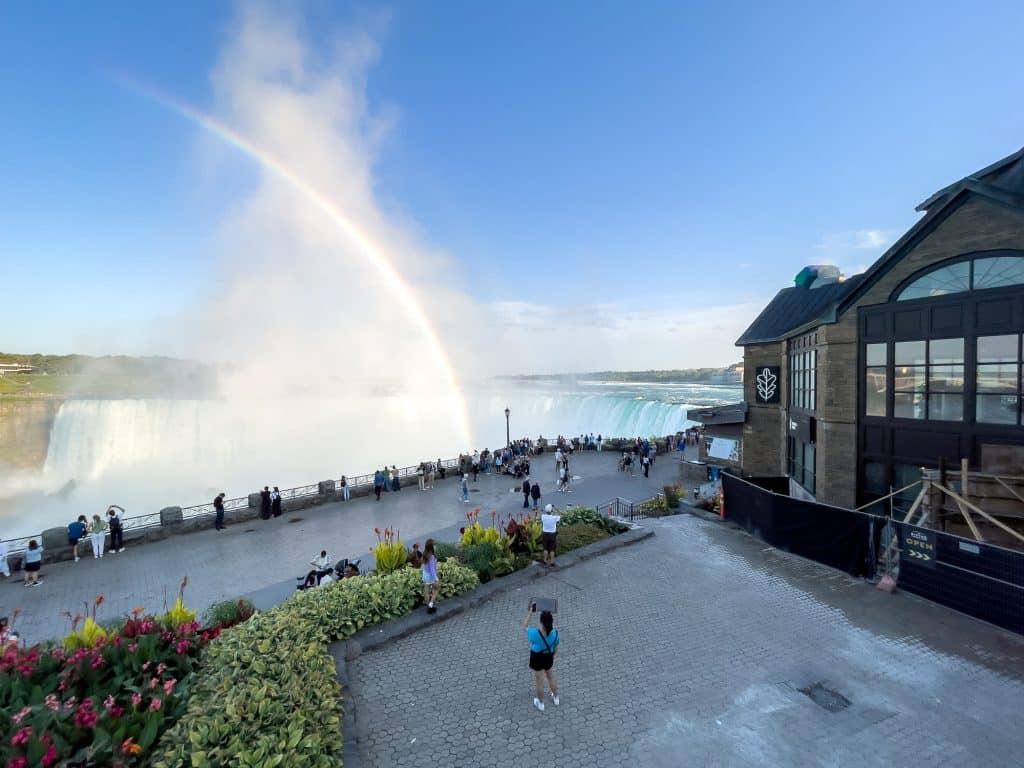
top-left (10, 726), bottom-right (31, 746)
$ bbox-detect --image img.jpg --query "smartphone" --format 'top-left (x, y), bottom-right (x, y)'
top-left (530, 597), bottom-right (558, 614)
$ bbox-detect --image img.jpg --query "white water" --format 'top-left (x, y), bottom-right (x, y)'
top-left (2, 383), bottom-right (741, 537)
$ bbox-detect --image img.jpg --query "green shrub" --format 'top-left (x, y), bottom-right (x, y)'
top-left (150, 561), bottom-right (480, 767)
top-left (434, 541), bottom-right (459, 562)
top-left (202, 598), bottom-right (256, 630)
top-left (638, 495), bottom-right (670, 517)
top-left (560, 506), bottom-right (629, 534)
top-left (664, 485), bottom-right (681, 509)
top-left (459, 542), bottom-right (499, 582)
top-left (555, 522), bottom-right (610, 555)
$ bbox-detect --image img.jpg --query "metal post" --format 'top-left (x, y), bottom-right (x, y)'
top-left (505, 406), bottom-right (510, 449)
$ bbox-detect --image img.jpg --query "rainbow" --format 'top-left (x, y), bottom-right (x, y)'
top-left (116, 75), bottom-right (473, 448)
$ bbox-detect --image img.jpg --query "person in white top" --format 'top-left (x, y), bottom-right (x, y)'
top-left (0, 540), bottom-right (9, 578)
top-left (540, 504), bottom-right (561, 567)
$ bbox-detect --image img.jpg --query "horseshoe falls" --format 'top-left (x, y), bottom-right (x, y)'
top-left (3, 381), bottom-right (741, 537)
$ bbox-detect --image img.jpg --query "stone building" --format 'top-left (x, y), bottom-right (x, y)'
top-left (735, 146), bottom-right (1024, 510)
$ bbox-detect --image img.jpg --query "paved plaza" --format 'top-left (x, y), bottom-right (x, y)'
top-left (1, 449), bottom-right (679, 643)
top-left (346, 514), bottom-right (1024, 768)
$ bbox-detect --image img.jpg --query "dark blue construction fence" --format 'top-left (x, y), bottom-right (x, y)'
top-left (895, 523), bottom-right (1024, 635)
top-left (721, 473), bottom-right (879, 578)
top-left (721, 473), bottom-right (1024, 636)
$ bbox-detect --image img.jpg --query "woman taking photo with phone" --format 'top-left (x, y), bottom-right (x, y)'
top-left (523, 604), bottom-right (560, 711)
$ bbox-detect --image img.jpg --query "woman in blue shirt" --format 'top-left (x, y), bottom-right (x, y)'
top-left (523, 604), bottom-right (560, 711)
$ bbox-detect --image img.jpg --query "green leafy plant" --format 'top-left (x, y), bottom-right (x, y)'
top-left (459, 508), bottom-right (500, 546)
top-left (559, 506), bottom-right (630, 534)
top-left (637, 495), bottom-right (670, 517)
top-left (149, 561), bottom-right (480, 767)
top-left (372, 526), bottom-right (408, 574)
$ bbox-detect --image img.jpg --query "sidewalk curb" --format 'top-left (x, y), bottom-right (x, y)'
top-left (330, 524), bottom-right (654, 767)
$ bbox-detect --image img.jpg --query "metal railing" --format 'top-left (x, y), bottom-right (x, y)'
top-left (605, 493), bottom-right (665, 522)
top-left (2, 455), bottom-right (470, 558)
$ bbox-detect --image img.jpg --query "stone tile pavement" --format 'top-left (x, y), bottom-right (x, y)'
top-left (1, 449), bottom-right (680, 643)
top-left (346, 515), bottom-right (1024, 768)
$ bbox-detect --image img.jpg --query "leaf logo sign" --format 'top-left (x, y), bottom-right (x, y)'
top-left (756, 367), bottom-right (778, 403)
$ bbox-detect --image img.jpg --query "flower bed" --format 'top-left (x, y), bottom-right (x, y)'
top-left (0, 586), bottom-right (219, 767)
top-left (149, 560), bottom-right (479, 767)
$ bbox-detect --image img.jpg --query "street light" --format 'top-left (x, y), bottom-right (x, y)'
top-left (505, 406), bottom-right (511, 449)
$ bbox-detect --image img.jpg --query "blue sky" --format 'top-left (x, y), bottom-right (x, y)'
top-left (1, 1), bottom-right (1022, 369)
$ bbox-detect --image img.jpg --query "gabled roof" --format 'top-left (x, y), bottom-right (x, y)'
top-left (735, 276), bottom-right (863, 346)
top-left (916, 146), bottom-right (1024, 212)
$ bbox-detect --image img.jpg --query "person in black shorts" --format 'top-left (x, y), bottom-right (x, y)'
top-left (523, 604), bottom-right (561, 711)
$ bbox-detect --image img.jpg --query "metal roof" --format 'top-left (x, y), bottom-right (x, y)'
top-left (686, 401), bottom-right (747, 425)
top-left (734, 276), bottom-right (863, 346)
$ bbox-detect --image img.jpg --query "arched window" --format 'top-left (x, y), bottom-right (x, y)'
top-left (896, 251), bottom-right (1024, 301)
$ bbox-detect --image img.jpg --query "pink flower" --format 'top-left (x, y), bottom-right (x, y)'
top-left (128, 643), bottom-right (137, 653)
top-left (109, 705), bottom-right (125, 717)
top-left (163, 678), bottom-right (177, 695)
top-left (63, 696), bottom-right (77, 710)
top-left (149, 696), bottom-right (162, 711)
top-left (90, 655), bottom-right (104, 669)
top-left (41, 742), bottom-right (58, 767)
top-left (104, 695), bottom-right (115, 710)
top-left (131, 693), bottom-right (142, 707)
top-left (11, 707), bottom-right (32, 724)
top-left (44, 695), bottom-right (59, 711)
top-left (10, 726), bottom-right (32, 746)
top-left (149, 677), bottom-right (159, 689)
top-left (176, 640), bottom-right (189, 654)
top-left (8, 756), bottom-right (28, 768)
top-left (74, 708), bottom-right (98, 728)
top-left (156, 662), bottom-right (166, 675)
top-left (142, 661), bottom-right (151, 671)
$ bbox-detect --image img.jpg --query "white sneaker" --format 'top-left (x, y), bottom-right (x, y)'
top-left (428, 601), bottom-right (434, 609)
top-left (74, 556), bottom-right (80, 562)
top-left (533, 697), bottom-right (545, 712)
top-left (551, 694), bottom-right (559, 706)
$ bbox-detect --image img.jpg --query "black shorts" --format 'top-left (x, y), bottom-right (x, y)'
top-left (529, 651), bottom-right (554, 671)
top-left (24, 561), bottom-right (40, 573)
top-left (542, 532), bottom-right (557, 552)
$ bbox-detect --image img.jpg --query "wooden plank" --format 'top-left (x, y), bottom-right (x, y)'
top-left (936, 485), bottom-right (1024, 545)
top-left (994, 475), bottom-right (1024, 506)
top-left (854, 480), bottom-right (922, 512)
top-left (902, 483), bottom-right (927, 523)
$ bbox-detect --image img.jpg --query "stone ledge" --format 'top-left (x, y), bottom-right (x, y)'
top-left (329, 524), bottom-right (654, 768)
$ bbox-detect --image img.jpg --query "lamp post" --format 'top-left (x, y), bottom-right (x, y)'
top-left (505, 406), bottom-right (511, 449)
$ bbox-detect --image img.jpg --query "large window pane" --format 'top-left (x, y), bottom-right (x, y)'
top-left (929, 338), bottom-right (964, 364)
top-left (928, 393), bottom-right (963, 421)
top-left (895, 341), bottom-right (927, 366)
top-left (866, 343), bottom-right (887, 366)
top-left (977, 394), bottom-right (1019, 425)
top-left (977, 363), bottom-right (1019, 393)
top-left (972, 256), bottom-right (1024, 290)
top-left (863, 462), bottom-right (887, 495)
top-left (865, 367), bottom-right (887, 416)
top-left (928, 365), bottom-right (964, 392)
top-left (898, 262), bottom-right (970, 300)
top-left (978, 335), bottom-right (1018, 363)
top-left (894, 392), bottom-right (925, 419)
top-left (894, 366), bottom-right (926, 392)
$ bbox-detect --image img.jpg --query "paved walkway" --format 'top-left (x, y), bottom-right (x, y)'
top-left (1, 449), bottom-right (682, 643)
top-left (346, 515), bottom-right (1024, 768)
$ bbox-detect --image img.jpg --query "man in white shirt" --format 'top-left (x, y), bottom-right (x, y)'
top-left (540, 504), bottom-right (561, 567)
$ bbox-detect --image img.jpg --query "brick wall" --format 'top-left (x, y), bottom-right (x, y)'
top-left (742, 343), bottom-right (785, 476)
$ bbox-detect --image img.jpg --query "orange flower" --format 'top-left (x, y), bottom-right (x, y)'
top-left (95, 595), bottom-right (105, 606)
top-left (132, 607), bottom-right (145, 617)
top-left (121, 737), bottom-right (142, 755)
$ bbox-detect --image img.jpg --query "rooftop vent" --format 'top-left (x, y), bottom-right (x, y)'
top-left (794, 264), bottom-right (842, 289)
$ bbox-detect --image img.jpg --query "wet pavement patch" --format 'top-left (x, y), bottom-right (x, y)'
top-left (799, 682), bottom-right (851, 713)
top-left (288, 517), bottom-right (304, 524)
